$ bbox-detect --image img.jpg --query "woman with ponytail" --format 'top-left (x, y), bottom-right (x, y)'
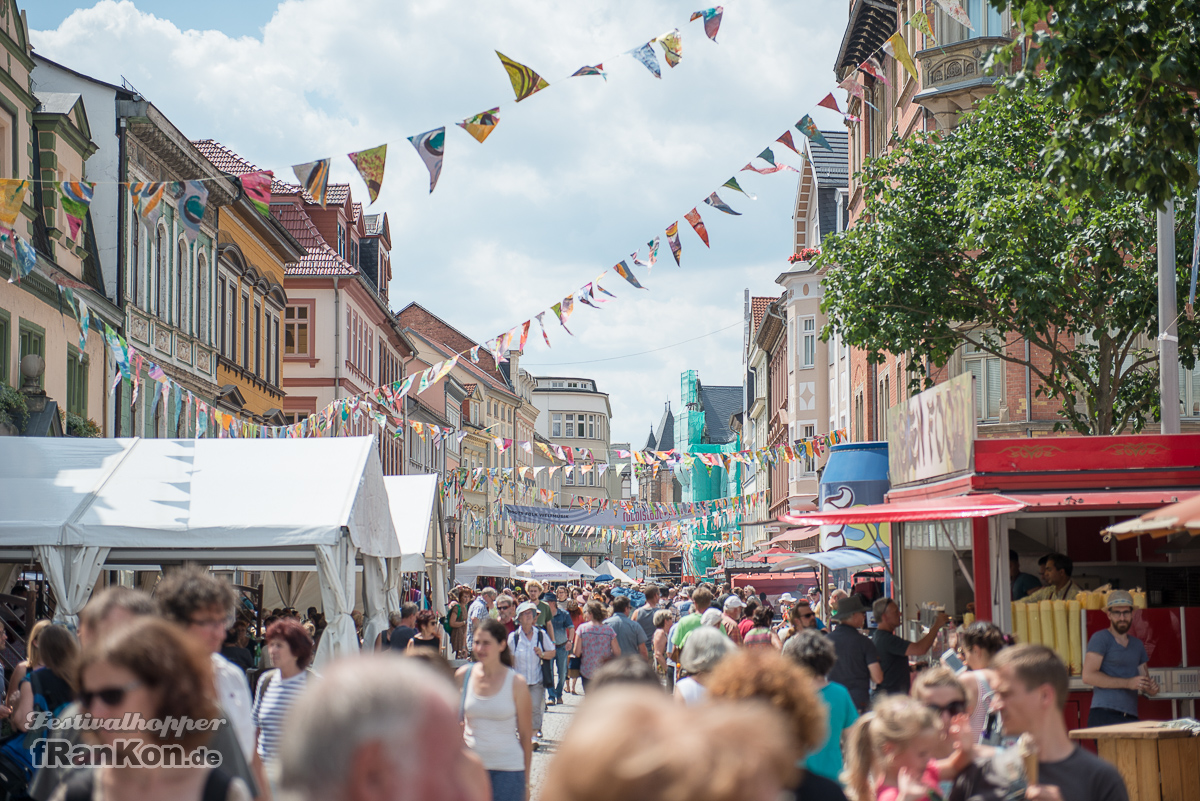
top-left (842, 695), bottom-right (942, 801)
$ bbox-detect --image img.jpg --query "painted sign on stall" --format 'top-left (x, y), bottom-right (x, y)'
top-left (886, 372), bottom-right (976, 486)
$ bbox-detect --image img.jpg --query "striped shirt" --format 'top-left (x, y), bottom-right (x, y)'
top-left (252, 669), bottom-right (310, 764)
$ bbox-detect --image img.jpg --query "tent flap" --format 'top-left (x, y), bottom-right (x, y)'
top-left (455, 548), bottom-right (516, 586)
top-left (313, 539), bottom-right (360, 667)
top-left (383, 474), bottom-right (439, 566)
top-left (770, 547), bottom-right (887, 573)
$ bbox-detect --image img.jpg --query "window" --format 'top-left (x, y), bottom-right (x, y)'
top-left (1180, 366), bottom-right (1200, 418)
top-left (19, 323), bottom-right (45, 388)
top-left (0, 312), bottom-right (8, 385)
top-left (877, 370), bottom-right (891, 438)
top-left (241, 295), bottom-right (250, 368)
top-left (131, 222), bottom-right (140, 307)
top-left (587, 470), bottom-right (594, 487)
top-left (568, 382), bottom-right (578, 388)
top-left (228, 283), bottom-right (238, 360)
top-left (551, 381), bottom-right (564, 388)
top-left (934, 0), bottom-right (1008, 45)
top-left (351, 240), bottom-right (358, 266)
top-left (801, 317), bottom-right (816, 369)
top-left (964, 341), bottom-right (1003, 422)
top-left (272, 316), bottom-right (280, 385)
top-left (66, 349), bottom-right (87, 417)
top-left (367, 332), bottom-right (373, 381)
top-left (196, 255), bottom-right (207, 342)
top-left (565, 415), bottom-right (574, 438)
top-left (588, 415), bottom-right (595, 439)
top-left (576, 414), bottom-right (585, 438)
top-left (337, 224), bottom-right (345, 258)
top-left (249, 301), bottom-right (261, 375)
top-left (854, 392), bottom-right (864, 441)
top-left (802, 424), bottom-right (816, 474)
top-left (565, 468), bottom-right (574, 485)
top-left (216, 276), bottom-right (226, 354)
top-left (552, 413), bottom-right (562, 437)
top-left (176, 241), bottom-right (187, 331)
top-left (155, 226), bottom-right (167, 318)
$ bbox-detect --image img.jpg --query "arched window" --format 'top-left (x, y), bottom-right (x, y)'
top-left (176, 240), bottom-right (188, 332)
top-left (131, 221), bottom-right (141, 307)
top-left (155, 225), bottom-right (167, 318)
top-left (196, 253), bottom-right (208, 344)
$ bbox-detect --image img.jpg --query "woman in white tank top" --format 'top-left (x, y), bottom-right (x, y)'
top-left (457, 618), bottom-right (532, 801)
top-left (956, 621), bottom-right (1006, 744)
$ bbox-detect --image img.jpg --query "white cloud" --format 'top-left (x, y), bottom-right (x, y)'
top-left (31, 0), bottom-right (845, 445)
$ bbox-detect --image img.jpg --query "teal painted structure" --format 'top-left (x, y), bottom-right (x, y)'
top-left (676, 370), bottom-right (742, 576)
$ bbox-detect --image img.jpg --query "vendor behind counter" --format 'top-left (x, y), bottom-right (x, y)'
top-left (1020, 553), bottom-right (1082, 603)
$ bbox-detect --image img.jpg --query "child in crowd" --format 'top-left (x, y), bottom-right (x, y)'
top-left (843, 695), bottom-right (942, 801)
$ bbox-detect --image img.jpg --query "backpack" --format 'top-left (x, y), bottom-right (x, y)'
top-left (508, 628), bottom-right (555, 688)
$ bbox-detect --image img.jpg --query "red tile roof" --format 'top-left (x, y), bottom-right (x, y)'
top-left (352, 202), bottom-right (363, 225)
top-left (272, 180), bottom-right (351, 208)
top-left (192, 139), bottom-right (262, 175)
top-left (751, 296), bottom-right (775, 333)
top-left (272, 202), bottom-right (357, 276)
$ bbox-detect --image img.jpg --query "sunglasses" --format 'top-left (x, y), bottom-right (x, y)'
top-left (80, 681), bottom-right (142, 709)
top-left (497, 605), bottom-right (512, 610)
top-left (799, 612), bottom-right (816, 620)
top-left (926, 700), bottom-right (966, 717)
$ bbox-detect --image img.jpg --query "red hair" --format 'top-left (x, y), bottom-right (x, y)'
top-left (266, 617), bottom-right (315, 669)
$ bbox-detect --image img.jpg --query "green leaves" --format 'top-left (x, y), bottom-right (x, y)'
top-left (818, 81), bottom-right (1198, 434)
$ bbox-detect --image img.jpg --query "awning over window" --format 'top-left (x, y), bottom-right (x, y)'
top-left (1005, 490), bottom-right (1199, 512)
top-left (1103, 494), bottom-right (1200, 540)
top-left (778, 494), bottom-right (1026, 526)
top-left (769, 547), bottom-right (888, 573)
top-left (765, 526), bottom-right (821, 547)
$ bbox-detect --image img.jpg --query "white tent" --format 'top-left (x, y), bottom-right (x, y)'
top-left (595, 560), bottom-right (635, 584)
top-left (516, 549), bottom-right (581, 582)
top-left (0, 436), bottom-right (402, 666)
top-left (570, 557), bottom-right (599, 578)
top-left (455, 548), bottom-right (515, 586)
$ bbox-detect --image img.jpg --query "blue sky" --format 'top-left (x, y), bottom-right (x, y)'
top-left (30, 1), bottom-right (847, 447)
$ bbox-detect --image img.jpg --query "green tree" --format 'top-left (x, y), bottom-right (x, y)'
top-left (999, 0), bottom-right (1199, 206)
top-left (817, 84), bottom-right (1198, 435)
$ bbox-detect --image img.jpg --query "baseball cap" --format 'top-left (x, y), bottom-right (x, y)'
top-left (723, 596), bottom-right (746, 611)
top-left (541, 592), bottom-right (557, 602)
top-left (1106, 590), bottom-right (1134, 609)
top-left (778, 593), bottom-right (797, 603)
top-left (516, 601), bottom-right (539, 617)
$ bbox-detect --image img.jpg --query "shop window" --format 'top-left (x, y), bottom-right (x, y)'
top-left (66, 349), bottom-right (87, 417)
top-left (965, 341), bottom-right (1002, 422)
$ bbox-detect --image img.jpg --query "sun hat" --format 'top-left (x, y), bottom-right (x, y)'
top-left (1106, 590), bottom-right (1134, 610)
top-left (516, 601), bottom-right (539, 617)
top-left (832, 594), bottom-right (868, 621)
top-left (723, 596), bottom-right (746, 612)
top-left (778, 593), bottom-right (797, 603)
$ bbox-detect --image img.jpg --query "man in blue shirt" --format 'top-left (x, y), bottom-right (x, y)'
top-left (1010, 548), bottom-right (1042, 601)
top-left (1082, 590), bottom-right (1159, 727)
top-left (543, 592), bottom-right (573, 706)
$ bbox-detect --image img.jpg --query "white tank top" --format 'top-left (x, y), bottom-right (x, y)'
top-left (463, 667), bottom-right (525, 771)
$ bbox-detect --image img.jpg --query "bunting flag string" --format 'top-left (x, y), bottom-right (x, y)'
top-left (570, 64), bottom-right (607, 80)
top-left (934, 0), bottom-right (974, 30)
top-left (613, 260), bottom-right (646, 290)
top-left (703, 191), bottom-right (740, 215)
top-left (58, 181), bottom-right (95, 240)
top-left (684, 208), bottom-right (710, 247)
top-left (776, 130), bottom-right (801, 155)
top-left (883, 32), bottom-right (919, 81)
top-left (457, 108), bottom-right (501, 143)
top-left (496, 51), bottom-right (550, 101)
top-left (178, 181), bottom-right (209, 243)
top-left (689, 6), bottom-right (724, 42)
top-left (291, 160), bottom-right (331, 207)
top-left (240, 171), bottom-right (274, 218)
top-left (666, 223), bottom-right (683, 266)
top-left (656, 29), bottom-right (683, 68)
top-left (629, 42), bottom-right (662, 79)
top-left (347, 144), bottom-right (388, 203)
top-left (796, 114), bottom-right (832, 151)
top-left (407, 128), bottom-right (445, 193)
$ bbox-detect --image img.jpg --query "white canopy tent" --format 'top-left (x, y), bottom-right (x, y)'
top-left (0, 436), bottom-right (404, 666)
top-left (595, 560), bottom-right (635, 584)
top-left (569, 558), bottom-right (600, 578)
top-left (375, 474), bottom-right (444, 653)
top-left (516, 549), bottom-right (581, 582)
top-left (455, 548), bottom-right (515, 586)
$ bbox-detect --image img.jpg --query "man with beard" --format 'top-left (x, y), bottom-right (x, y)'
top-left (1081, 590), bottom-right (1158, 727)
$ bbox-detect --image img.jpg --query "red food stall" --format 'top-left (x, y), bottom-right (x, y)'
top-left (782, 378), bottom-right (1200, 725)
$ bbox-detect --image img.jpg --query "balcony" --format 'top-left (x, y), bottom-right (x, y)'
top-left (914, 37), bottom-right (1012, 129)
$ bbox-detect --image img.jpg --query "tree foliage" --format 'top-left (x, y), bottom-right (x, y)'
top-left (997, 0), bottom-right (1199, 207)
top-left (817, 84), bottom-right (1198, 435)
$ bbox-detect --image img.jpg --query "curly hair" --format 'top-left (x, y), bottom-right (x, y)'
top-left (415, 609), bottom-right (439, 629)
top-left (79, 617), bottom-right (217, 750)
top-left (266, 618), bottom-right (315, 669)
top-left (155, 565), bottom-right (236, 624)
top-left (960, 621), bottom-right (1006, 658)
top-left (705, 649), bottom-right (827, 759)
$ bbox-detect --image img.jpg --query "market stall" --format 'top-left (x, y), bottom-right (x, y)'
top-left (0, 436), bottom-right (406, 666)
top-left (595, 560), bottom-right (635, 584)
top-left (454, 547), bottom-right (516, 586)
top-left (569, 557), bottom-right (600, 579)
top-left (516, 549), bottom-right (581, 582)
top-left (780, 376), bottom-right (1200, 725)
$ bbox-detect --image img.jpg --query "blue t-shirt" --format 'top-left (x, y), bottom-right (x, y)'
top-left (550, 608), bottom-right (572, 646)
top-left (1086, 628), bottom-right (1148, 717)
top-left (1012, 572), bottom-right (1042, 601)
top-left (805, 681), bottom-right (858, 782)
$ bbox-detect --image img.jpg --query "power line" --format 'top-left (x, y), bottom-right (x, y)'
top-left (522, 320), bottom-right (742, 366)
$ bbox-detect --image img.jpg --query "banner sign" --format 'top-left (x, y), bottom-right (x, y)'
top-left (503, 503), bottom-right (701, 528)
top-left (886, 372), bottom-right (976, 486)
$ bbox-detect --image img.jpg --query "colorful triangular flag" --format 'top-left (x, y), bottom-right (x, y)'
top-left (239, 171), bottom-right (273, 218)
top-left (58, 181), bottom-right (95, 240)
top-left (741, 162), bottom-right (799, 175)
top-left (613, 260), bottom-right (646, 289)
top-left (908, 10), bottom-right (936, 43)
top-left (571, 64), bottom-right (607, 80)
top-left (629, 43), bottom-right (661, 78)
top-left (703, 192), bottom-right (740, 215)
top-left (646, 236), bottom-right (660, 267)
top-left (177, 181), bottom-right (209, 243)
top-left (684, 208), bottom-right (710, 247)
top-left (884, 31), bottom-right (919, 80)
top-left (535, 312), bottom-right (552, 347)
top-left (796, 114), bottom-right (833, 151)
top-left (550, 302), bottom-right (573, 334)
top-left (0, 180), bottom-right (26, 228)
top-left (689, 6), bottom-right (724, 41)
top-left (776, 130), bottom-right (801, 155)
top-left (757, 147), bottom-right (776, 166)
top-left (934, 0), bottom-right (974, 30)
top-left (130, 182), bottom-right (166, 227)
top-left (656, 28), bottom-right (682, 67)
top-left (457, 108), bottom-right (500, 144)
top-left (666, 222), bottom-right (682, 265)
top-left (292, 159), bottom-right (331, 206)
top-left (496, 51), bottom-right (550, 101)
top-left (858, 57), bottom-right (890, 86)
top-left (817, 93), bottom-right (842, 114)
top-left (348, 144), bottom-right (387, 203)
top-left (407, 127), bottom-right (445, 193)
top-left (721, 176), bottom-right (756, 200)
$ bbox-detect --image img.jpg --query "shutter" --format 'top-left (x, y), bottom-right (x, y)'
top-left (986, 358), bottom-right (1003, 420)
top-left (967, 361), bottom-right (983, 420)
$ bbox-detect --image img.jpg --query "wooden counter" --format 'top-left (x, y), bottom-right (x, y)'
top-left (1070, 721), bottom-right (1200, 801)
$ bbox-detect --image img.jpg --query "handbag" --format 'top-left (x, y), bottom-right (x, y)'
top-left (539, 628), bottom-right (555, 689)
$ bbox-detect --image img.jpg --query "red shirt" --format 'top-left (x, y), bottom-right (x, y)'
top-left (738, 617), bottom-right (756, 638)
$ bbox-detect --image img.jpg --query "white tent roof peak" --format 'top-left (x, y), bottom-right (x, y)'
top-left (383, 474), bottom-right (439, 572)
top-left (455, 548), bottom-right (515, 586)
top-left (516, 549), bottom-right (580, 582)
top-left (595, 559), bottom-right (635, 584)
top-left (569, 557), bottom-right (599, 577)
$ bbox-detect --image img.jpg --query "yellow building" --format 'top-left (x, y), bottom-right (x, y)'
top-left (0, 1), bottom-right (121, 436)
top-left (197, 142), bottom-right (304, 425)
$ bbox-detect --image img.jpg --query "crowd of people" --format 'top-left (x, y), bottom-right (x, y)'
top-left (0, 572), bottom-right (1138, 801)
